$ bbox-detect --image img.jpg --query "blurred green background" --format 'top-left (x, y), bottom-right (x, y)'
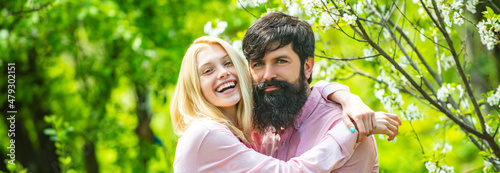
top-left (0, 0), bottom-right (498, 172)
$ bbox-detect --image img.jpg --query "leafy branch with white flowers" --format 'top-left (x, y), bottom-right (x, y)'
top-left (238, 0), bottom-right (500, 172)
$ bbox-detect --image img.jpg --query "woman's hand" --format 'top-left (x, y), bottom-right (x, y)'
top-left (372, 112), bottom-right (402, 141)
top-left (331, 91), bottom-right (376, 141)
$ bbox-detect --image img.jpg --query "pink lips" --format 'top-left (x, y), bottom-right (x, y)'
top-left (215, 80), bottom-right (237, 93)
top-left (264, 86), bottom-right (279, 91)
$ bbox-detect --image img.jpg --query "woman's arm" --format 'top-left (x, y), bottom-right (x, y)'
top-left (314, 81), bottom-right (376, 140)
top-left (174, 120), bottom-right (359, 172)
top-left (314, 81), bottom-right (402, 141)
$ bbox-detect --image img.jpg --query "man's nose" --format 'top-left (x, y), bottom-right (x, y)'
top-left (262, 65), bottom-right (277, 81)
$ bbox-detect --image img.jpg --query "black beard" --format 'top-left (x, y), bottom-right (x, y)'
top-left (252, 77), bottom-right (308, 134)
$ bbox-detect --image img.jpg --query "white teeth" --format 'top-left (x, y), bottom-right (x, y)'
top-left (217, 82), bottom-right (236, 92)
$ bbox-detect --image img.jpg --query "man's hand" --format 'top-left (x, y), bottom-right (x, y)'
top-left (372, 112), bottom-right (402, 141)
top-left (327, 90), bottom-right (375, 141)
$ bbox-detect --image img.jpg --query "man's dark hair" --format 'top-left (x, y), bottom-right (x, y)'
top-left (242, 12), bottom-right (315, 83)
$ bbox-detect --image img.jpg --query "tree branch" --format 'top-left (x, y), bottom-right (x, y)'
top-left (315, 54), bottom-right (381, 61)
top-left (11, 2), bottom-right (53, 15)
top-left (392, 4), bottom-right (443, 85)
top-left (367, 2), bottom-right (438, 97)
top-left (353, 16), bottom-right (485, 139)
top-left (429, 0), bottom-right (487, 136)
top-left (488, 0), bottom-right (500, 13)
top-left (237, 0), bottom-right (258, 19)
top-left (323, 0), bottom-right (367, 42)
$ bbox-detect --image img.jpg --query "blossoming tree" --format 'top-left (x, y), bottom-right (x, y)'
top-left (236, 0), bottom-right (500, 172)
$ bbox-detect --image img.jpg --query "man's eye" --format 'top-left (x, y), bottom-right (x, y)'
top-left (252, 62), bottom-right (263, 68)
top-left (277, 60), bottom-right (287, 63)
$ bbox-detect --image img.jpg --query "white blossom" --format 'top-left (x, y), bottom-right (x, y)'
top-left (0, 29), bottom-right (8, 40)
top-left (399, 55), bottom-right (410, 68)
top-left (456, 85), bottom-right (464, 98)
top-left (342, 13), bottom-right (357, 25)
top-left (466, 0), bottom-right (476, 14)
top-left (231, 40), bottom-right (244, 58)
top-left (487, 86), bottom-right (500, 107)
top-left (453, 11), bottom-right (464, 26)
top-left (286, 2), bottom-right (302, 16)
top-left (437, 83), bottom-right (455, 102)
top-left (442, 9), bottom-right (452, 27)
top-left (145, 49), bottom-right (158, 59)
top-left (486, 125), bottom-right (494, 134)
top-left (363, 48), bottom-right (374, 56)
top-left (353, 1), bottom-right (364, 15)
top-left (204, 20), bottom-right (227, 37)
top-left (405, 103), bottom-right (423, 121)
top-left (301, 0), bottom-right (322, 17)
top-left (363, 48), bottom-right (375, 61)
top-left (281, 0), bottom-right (292, 7)
top-left (477, 21), bottom-right (499, 50)
top-left (450, 0), bottom-right (462, 10)
top-left (237, 0), bottom-right (265, 8)
top-left (433, 143), bottom-right (453, 154)
top-left (484, 160), bottom-right (493, 172)
top-left (439, 164), bottom-right (454, 173)
top-left (440, 53), bottom-right (455, 71)
top-left (477, 21), bottom-right (487, 32)
top-left (425, 161), bottom-right (437, 172)
top-left (375, 89), bottom-right (385, 100)
top-left (460, 98), bottom-right (469, 110)
top-left (383, 29), bottom-right (391, 39)
top-left (442, 143), bottom-right (453, 153)
top-left (312, 59), bottom-right (328, 79)
top-left (378, 71), bottom-right (399, 95)
top-left (420, 28), bottom-right (426, 42)
top-left (375, 71), bottom-right (403, 113)
top-left (320, 12), bottom-right (335, 27)
top-left (378, 134), bottom-right (385, 140)
top-left (400, 75), bottom-right (408, 84)
top-left (446, 27), bottom-right (452, 34)
top-left (494, 23), bottom-right (500, 32)
top-left (418, 7), bottom-right (425, 15)
top-left (435, 124), bottom-right (440, 129)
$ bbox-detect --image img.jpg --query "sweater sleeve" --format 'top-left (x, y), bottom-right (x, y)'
top-left (174, 120), bottom-right (357, 173)
top-left (313, 80), bottom-right (350, 101)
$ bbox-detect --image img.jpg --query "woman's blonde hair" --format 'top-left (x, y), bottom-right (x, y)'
top-left (170, 36), bottom-right (253, 144)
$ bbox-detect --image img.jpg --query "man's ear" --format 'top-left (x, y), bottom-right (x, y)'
top-left (304, 57), bottom-right (314, 80)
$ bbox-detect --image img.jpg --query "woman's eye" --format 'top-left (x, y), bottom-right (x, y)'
top-left (252, 62), bottom-right (263, 68)
top-left (224, 61), bottom-right (233, 66)
top-left (202, 69), bottom-right (213, 75)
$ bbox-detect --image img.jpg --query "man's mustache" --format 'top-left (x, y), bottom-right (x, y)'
top-left (255, 79), bottom-right (293, 91)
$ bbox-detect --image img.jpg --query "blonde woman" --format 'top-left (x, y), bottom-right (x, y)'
top-left (171, 36), bottom-right (400, 172)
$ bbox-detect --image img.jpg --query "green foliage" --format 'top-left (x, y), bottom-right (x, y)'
top-left (2, 0), bottom-right (498, 172)
top-left (0, 0), bottom-right (256, 172)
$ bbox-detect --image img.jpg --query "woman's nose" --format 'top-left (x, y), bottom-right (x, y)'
top-left (218, 69), bottom-right (230, 79)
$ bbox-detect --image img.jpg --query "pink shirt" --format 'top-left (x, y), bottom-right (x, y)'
top-left (253, 81), bottom-right (379, 172)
